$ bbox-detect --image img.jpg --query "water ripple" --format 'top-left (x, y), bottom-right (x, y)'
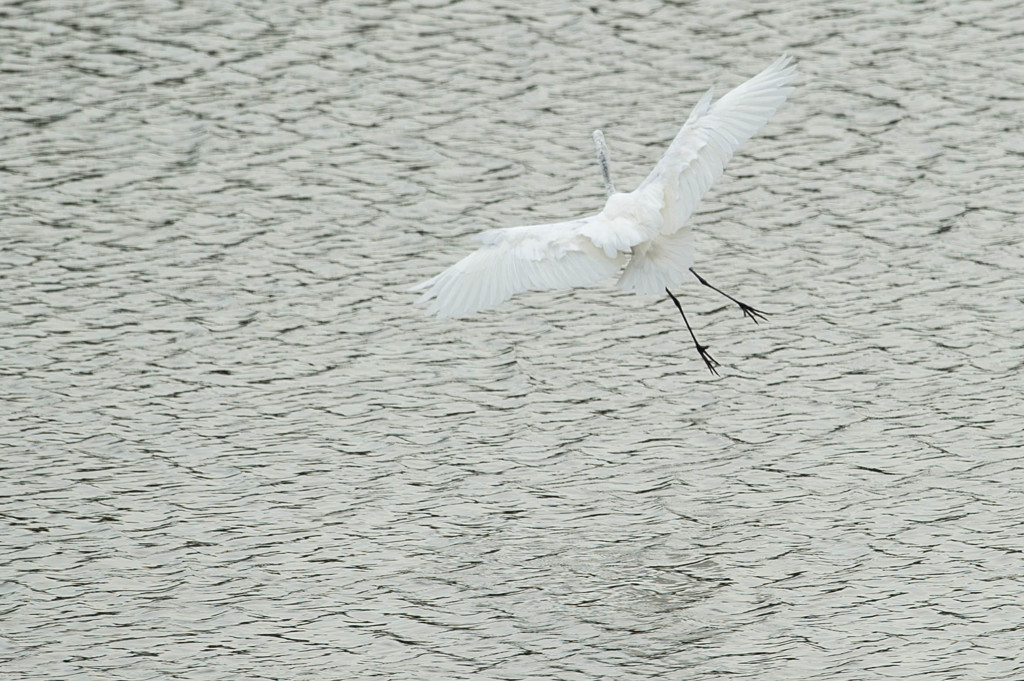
top-left (3, 0), bottom-right (1024, 679)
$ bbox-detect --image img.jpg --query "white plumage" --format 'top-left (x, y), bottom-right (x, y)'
top-left (411, 55), bottom-right (797, 318)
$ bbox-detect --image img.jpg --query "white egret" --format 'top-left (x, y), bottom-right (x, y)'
top-left (411, 56), bottom-right (797, 373)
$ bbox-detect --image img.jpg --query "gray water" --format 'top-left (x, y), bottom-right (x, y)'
top-left (3, 0), bottom-right (1024, 679)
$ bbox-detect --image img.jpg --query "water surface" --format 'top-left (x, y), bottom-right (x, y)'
top-left (3, 0), bottom-right (1024, 679)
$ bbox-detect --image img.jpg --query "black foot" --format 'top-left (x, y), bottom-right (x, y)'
top-left (738, 301), bottom-right (769, 325)
top-left (695, 343), bottom-right (720, 376)
top-left (689, 268), bottom-right (768, 325)
top-left (666, 287), bottom-right (721, 376)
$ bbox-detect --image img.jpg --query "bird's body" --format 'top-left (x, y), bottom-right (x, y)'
top-left (411, 56), bottom-right (797, 371)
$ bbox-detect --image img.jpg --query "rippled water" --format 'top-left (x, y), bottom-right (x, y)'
top-left (3, 0), bottom-right (1024, 679)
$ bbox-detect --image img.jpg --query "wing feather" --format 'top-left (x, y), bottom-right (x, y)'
top-left (641, 55), bottom-right (797, 234)
top-left (410, 217), bottom-right (626, 318)
top-left (618, 55), bottom-right (797, 294)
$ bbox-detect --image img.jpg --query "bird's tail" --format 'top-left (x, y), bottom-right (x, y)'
top-left (616, 230), bottom-right (695, 296)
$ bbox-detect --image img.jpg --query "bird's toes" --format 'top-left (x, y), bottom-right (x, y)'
top-left (741, 304), bottom-right (768, 324)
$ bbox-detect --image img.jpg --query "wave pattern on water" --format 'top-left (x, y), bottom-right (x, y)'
top-left (3, 0), bottom-right (1024, 679)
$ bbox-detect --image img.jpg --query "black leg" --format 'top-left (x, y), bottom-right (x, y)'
top-left (689, 268), bottom-right (768, 324)
top-left (666, 288), bottom-right (719, 375)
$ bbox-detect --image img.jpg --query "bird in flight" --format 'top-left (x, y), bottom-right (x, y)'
top-left (411, 56), bottom-right (797, 374)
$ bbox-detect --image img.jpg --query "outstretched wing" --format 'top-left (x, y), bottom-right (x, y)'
top-left (410, 216), bottom-right (627, 318)
top-left (618, 55), bottom-right (797, 294)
